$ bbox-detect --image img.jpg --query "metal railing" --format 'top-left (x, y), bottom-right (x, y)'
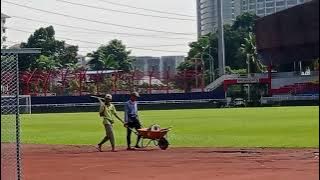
top-left (261, 95), bottom-right (319, 104)
top-left (30, 99), bottom-right (227, 108)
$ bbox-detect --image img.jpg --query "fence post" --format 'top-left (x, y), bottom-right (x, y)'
top-left (149, 66), bottom-right (155, 94)
top-left (27, 69), bottom-right (37, 95)
top-left (132, 70), bottom-right (136, 92)
top-left (166, 67), bottom-right (170, 94)
top-left (60, 69), bottom-right (69, 96)
top-left (184, 70), bottom-right (187, 93)
top-left (268, 64), bottom-right (272, 96)
top-left (201, 67), bottom-right (205, 92)
top-left (43, 70), bottom-right (52, 96)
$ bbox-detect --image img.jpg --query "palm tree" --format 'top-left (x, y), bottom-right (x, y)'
top-left (240, 33), bottom-right (266, 102)
top-left (98, 51), bottom-right (119, 70)
top-left (240, 32), bottom-right (265, 73)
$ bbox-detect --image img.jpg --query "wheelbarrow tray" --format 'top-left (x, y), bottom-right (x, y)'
top-left (137, 128), bottom-right (169, 140)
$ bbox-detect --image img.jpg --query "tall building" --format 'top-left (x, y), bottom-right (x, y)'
top-left (240, 0), bottom-right (311, 17)
top-left (1, 13), bottom-right (10, 48)
top-left (196, 0), bottom-right (241, 37)
top-left (133, 56), bottom-right (161, 74)
top-left (197, 0), bottom-right (311, 37)
top-left (160, 56), bottom-right (185, 78)
top-left (132, 56), bottom-right (185, 78)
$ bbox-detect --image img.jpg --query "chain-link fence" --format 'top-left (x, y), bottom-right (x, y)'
top-left (1, 52), bottom-right (21, 180)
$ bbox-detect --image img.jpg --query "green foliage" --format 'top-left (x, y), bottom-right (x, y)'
top-left (182, 13), bottom-right (261, 79)
top-left (99, 77), bottom-right (113, 94)
top-left (17, 107), bottom-right (319, 147)
top-left (87, 83), bottom-right (98, 94)
top-left (34, 55), bottom-right (61, 71)
top-left (232, 12), bottom-right (259, 32)
top-left (68, 79), bottom-right (80, 94)
top-left (240, 32), bottom-right (265, 73)
top-left (231, 68), bottom-right (247, 75)
top-left (19, 26), bottom-right (78, 71)
top-left (60, 45), bottom-right (79, 67)
top-left (88, 39), bottom-right (133, 72)
top-left (177, 59), bottom-right (196, 71)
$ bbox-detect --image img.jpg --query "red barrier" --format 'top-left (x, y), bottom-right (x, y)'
top-left (19, 68), bottom-right (205, 96)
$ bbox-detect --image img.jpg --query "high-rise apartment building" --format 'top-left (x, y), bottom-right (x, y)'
top-left (197, 0), bottom-right (240, 37)
top-left (197, 0), bottom-right (311, 37)
top-left (1, 13), bottom-right (10, 48)
top-left (240, 0), bottom-right (311, 17)
top-left (132, 56), bottom-right (185, 78)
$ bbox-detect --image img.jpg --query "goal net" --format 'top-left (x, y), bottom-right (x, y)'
top-left (1, 95), bottom-right (31, 115)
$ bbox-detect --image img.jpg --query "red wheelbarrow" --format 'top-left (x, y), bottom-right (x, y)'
top-left (135, 127), bottom-right (171, 150)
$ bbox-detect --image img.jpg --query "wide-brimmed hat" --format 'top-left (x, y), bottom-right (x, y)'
top-left (130, 92), bottom-right (140, 97)
top-left (105, 94), bottom-right (112, 100)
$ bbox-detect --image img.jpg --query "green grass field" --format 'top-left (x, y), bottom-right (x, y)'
top-left (3, 106), bottom-right (319, 148)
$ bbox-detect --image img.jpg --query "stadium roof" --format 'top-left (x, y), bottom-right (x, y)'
top-left (255, 0), bottom-right (319, 65)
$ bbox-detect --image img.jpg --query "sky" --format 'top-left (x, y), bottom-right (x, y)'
top-left (1, 0), bottom-right (197, 57)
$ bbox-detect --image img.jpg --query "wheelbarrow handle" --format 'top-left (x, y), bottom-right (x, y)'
top-left (118, 119), bottom-right (140, 136)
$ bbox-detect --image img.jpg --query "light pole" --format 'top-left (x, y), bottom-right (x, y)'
top-left (201, 52), bottom-right (215, 83)
top-left (217, 0), bottom-right (225, 76)
top-left (208, 48), bottom-right (215, 82)
top-left (247, 55), bottom-right (251, 102)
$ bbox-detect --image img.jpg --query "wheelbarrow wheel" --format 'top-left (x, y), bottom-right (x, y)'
top-left (158, 138), bottom-right (169, 150)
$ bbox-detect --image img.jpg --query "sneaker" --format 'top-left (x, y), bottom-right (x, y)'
top-left (127, 147), bottom-right (135, 151)
top-left (97, 145), bottom-right (102, 152)
top-left (135, 145), bottom-right (141, 148)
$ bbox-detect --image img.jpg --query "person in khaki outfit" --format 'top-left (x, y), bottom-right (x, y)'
top-left (97, 94), bottom-right (123, 152)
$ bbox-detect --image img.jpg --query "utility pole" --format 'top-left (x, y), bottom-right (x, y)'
top-left (217, 0), bottom-right (225, 76)
top-left (247, 56), bottom-right (251, 102)
top-left (196, 0), bottom-right (201, 40)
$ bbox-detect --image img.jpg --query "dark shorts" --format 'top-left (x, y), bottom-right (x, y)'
top-left (127, 116), bottom-right (141, 129)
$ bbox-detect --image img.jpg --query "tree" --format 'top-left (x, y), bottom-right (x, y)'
top-left (34, 55), bottom-right (61, 71)
top-left (224, 25), bottom-right (246, 69)
top-left (19, 26), bottom-right (78, 71)
top-left (232, 12), bottom-right (259, 32)
top-left (185, 34), bottom-right (219, 77)
top-left (88, 39), bottom-right (133, 71)
top-left (98, 51), bottom-right (119, 70)
top-left (182, 13), bottom-right (261, 80)
top-left (239, 32), bottom-right (265, 73)
top-left (59, 45), bottom-right (79, 67)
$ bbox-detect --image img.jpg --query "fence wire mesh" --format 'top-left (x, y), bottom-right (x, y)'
top-left (1, 53), bottom-right (22, 180)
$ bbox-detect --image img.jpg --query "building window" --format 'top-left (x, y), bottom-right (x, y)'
top-left (266, 8), bottom-right (275, 14)
top-left (287, 0), bottom-right (298, 5)
top-left (257, 3), bottom-right (265, 8)
top-left (266, 2), bottom-right (274, 7)
top-left (249, 4), bottom-right (256, 9)
top-left (276, 7), bottom-right (285, 11)
top-left (257, 9), bottom-right (265, 15)
top-left (276, 1), bottom-right (285, 6)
